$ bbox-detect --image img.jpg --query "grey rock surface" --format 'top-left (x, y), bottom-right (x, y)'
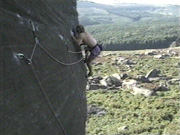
top-left (1, 1), bottom-right (87, 135)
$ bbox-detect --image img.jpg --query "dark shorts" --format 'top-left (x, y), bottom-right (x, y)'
top-left (88, 45), bottom-right (101, 61)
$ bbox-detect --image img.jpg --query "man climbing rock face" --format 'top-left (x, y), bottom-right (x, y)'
top-left (71, 25), bottom-right (102, 77)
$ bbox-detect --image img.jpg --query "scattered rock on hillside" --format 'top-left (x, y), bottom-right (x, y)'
top-left (154, 85), bottom-right (169, 92)
top-left (112, 73), bottom-right (121, 80)
top-left (100, 79), bottom-right (108, 87)
top-left (105, 76), bottom-right (122, 87)
top-left (122, 79), bottom-right (137, 90)
top-left (87, 105), bottom-right (106, 116)
top-left (145, 69), bottom-right (161, 78)
top-left (148, 77), bottom-right (161, 82)
top-left (120, 73), bottom-right (128, 80)
top-left (177, 62), bottom-right (180, 66)
top-left (117, 126), bottom-right (129, 132)
top-left (89, 76), bottom-right (103, 84)
top-left (94, 62), bottom-right (103, 66)
top-left (168, 79), bottom-right (180, 85)
top-left (132, 86), bottom-right (154, 97)
top-left (136, 75), bottom-right (150, 83)
top-left (167, 49), bottom-right (179, 57)
top-left (145, 51), bottom-right (157, 56)
top-left (154, 54), bottom-right (163, 59)
top-left (125, 60), bottom-right (136, 65)
top-left (115, 57), bottom-right (126, 64)
top-left (107, 86), bottom-right (121, 90)
top-left (148, 76), bottom-right (171, 82)
top-left (88, 84), bottom-right (107, 90)
top-left (154, 54), bottom-right (170, 59)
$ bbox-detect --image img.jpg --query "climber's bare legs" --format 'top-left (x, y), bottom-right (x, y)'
top-left (86, 58), bottom-right (94, 77)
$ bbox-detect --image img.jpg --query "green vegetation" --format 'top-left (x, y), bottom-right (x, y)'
top-left (86, 19), bottom-right (179, 50)
top-left (86, 50), bottom-right (180, 134)
top-left (78, 2), bottom-right (180, 134)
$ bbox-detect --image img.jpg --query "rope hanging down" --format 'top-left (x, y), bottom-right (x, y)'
top-left (30, 21), bottom-right (67, 135)
top-left (15, 21), bottom-right (85, 135)
top-left (30, 63), bottom-right (67, 135)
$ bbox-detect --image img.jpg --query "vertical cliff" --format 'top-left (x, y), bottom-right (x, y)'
top-left (1, 0), bottom-right (87, 135)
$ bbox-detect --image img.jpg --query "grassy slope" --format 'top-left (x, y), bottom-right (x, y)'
top-left (86, 48), bottom-right (180, 135)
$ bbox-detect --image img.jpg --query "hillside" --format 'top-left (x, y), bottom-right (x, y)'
top-left (86, 47), bottom-right (180, 134)
top-left (78, 1), bottom-right (179, 25)
top-left (77, 1), bottom-right (180, 50)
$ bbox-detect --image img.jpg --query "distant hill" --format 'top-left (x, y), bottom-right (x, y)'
top-left (77, 1), bottom-right (180, 25)
top-left (77, 1), bottom-right (179, 50)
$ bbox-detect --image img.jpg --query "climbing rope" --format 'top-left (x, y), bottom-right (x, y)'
top-left (29, 21), bottom-right (67, 135)
top-left (16, 22), bottom-right (86, 134)
top-left (30, 63), bottom-right (67, 135)
top-left (16, 21), bottom-right (85, 135)
top-left (28, 21), bottom-right (83, 66)
top-left (68, 50), bottom-right (83, 54)
top-left (38, 42), bottom-right (84, 66)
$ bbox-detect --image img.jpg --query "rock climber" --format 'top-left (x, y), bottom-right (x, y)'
top-left (70, 25), bottom-right (102, 77)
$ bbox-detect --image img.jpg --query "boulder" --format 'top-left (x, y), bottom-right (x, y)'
top-left (144, 51), bottom-right (157, 56)
top-left (168, 79), bottom-right (180, 85)
top-left (154, 54), bottom-right (164, 59)
top-left (89, 76), bottom-right (103, 84)
top-left (145, 69), bottom-right (161, 78)
top-left (88, 84), bottom-right (107, 90)
top-left (111, 73), bottom-right (121, 80)
top-left (125, 60), bottom-right (135, 65)
top-left (105, 76), bottom-right (122, 87)
top-left (154, 54), bottom-right (170, 59)
top-left (117, 126), bottom-right (129, 132)
top-left (115, 57), bottom-right (126, 64)
top-left (100, 79), bottom-right (108, 87)
top-left (136, 75), bottom-right (150, 83)
top-left (87, 105), bottom-right (106, 116)
top-left (132, 86), bottom-right (154, 97)
top-left (154, 85), bottom-right (169, 92)
top-left (120, 73), bottom-right (128, 80)
top-left (122, 79), bottom-right (137, 90)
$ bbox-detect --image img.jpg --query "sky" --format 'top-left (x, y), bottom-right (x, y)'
top-left (87, 0), bottom-right (180, 5)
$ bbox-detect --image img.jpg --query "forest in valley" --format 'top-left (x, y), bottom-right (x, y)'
top-left (77, 1), bottom-right (180, 50)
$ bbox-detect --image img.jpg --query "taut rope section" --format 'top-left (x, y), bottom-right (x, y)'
top-left (31, 63), bottom-right (67, 135)
top-left (68, 50), bottom-right (83, 54)
top-left (38, 42), bottom-right (84, 66)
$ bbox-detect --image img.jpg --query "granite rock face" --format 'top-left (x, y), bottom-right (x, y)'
top-left (1, 0), bottom-right (87, 135)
